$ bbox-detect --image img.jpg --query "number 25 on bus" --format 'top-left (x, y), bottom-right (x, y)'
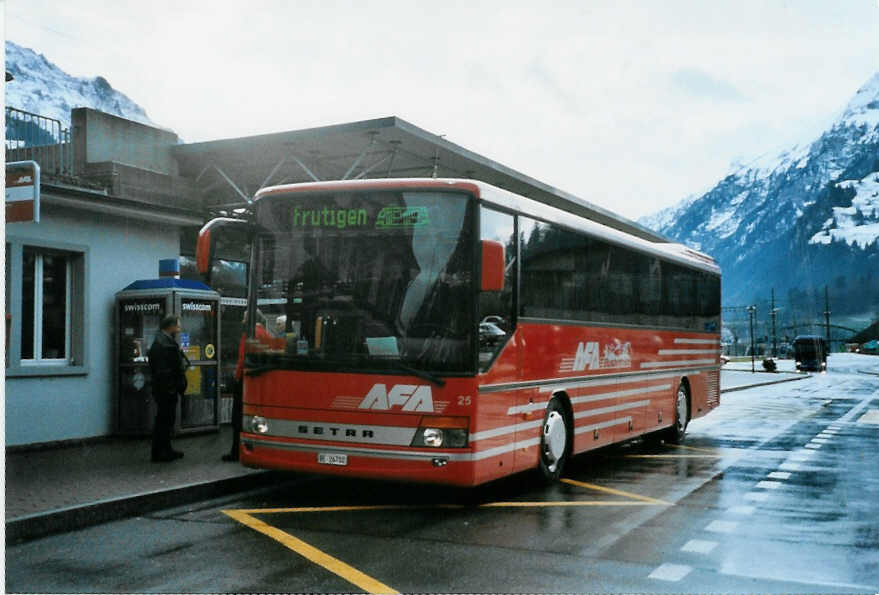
top-left (197, 178), bottom-right (722, 486)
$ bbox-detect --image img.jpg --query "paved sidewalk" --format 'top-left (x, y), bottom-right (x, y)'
top-left (5, 425), bottom-right (287, 543)
top-left (720, 368), bottom-right (805, 392)
top-left (4, 368), bottom-right (809, 543)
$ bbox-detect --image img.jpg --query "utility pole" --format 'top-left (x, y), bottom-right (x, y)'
top-left (747, 305), bottom-right (757, 373)
top-left (770, 288), bottom-right (778, 358)
top-left (824, 285), bottom-right (831, 352)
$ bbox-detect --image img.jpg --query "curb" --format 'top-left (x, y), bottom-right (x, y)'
top-left (720, 373), bottom-right (809, 394)
top-left (5, 470), bottom-right (286, 544)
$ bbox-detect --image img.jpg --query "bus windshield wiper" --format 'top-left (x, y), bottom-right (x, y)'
top-left (386, 359), bottom-right (446, 387)
top-left (243, 353), bottom-right (446, 386)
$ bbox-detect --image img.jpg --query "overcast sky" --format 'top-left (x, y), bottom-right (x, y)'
top-left (5, 0), bottom-right (879, 219)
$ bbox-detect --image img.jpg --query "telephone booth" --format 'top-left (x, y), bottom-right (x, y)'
top-left (115, 276), bottom-right (221, 435)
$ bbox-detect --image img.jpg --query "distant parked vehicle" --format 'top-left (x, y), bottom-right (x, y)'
top-left (793, 335), bottom-right (827, 372)
top-left (479, 322), bottom-right (507, 345)
top-left (480, 315), bottom-right (506, 328)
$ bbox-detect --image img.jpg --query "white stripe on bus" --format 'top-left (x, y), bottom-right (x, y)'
top-left (537, 370), bottom-right (684, 394)
top-left (470, 420), bottom-right (542, 443)
top-left (473, 397), bottom-right (654, 442)
top-left (248, 412), bottom-right (638, 464)
top-left (573, 400), bottom-right (650, 420)
top-left (571, 385), bottom-right (669, 406)
top-left (673, 338), bottom-right (720, 345)
top-left (657, 349), bottom-right (719, 355)
top-left (246, 436), bottom-right (538, 462)
top-left (481, 367), bottom-right (713, 395)
top-left (538, 374), bottom-right (619, 394)
top-left (640, 359), bottom-right (716, 368)
top-left (470, 437), bottom-right (541, 461)
top-left (513, 383), bottom-right (671, 416)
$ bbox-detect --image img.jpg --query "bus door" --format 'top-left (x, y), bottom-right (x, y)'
top-left (477, 207), bottom-right (527, 476)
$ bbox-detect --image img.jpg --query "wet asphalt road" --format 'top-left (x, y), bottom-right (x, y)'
top-left (6, 354), bottom-right (879, 593)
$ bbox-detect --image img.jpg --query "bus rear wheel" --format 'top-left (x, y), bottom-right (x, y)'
top-left (663, 381), bottom-right (689, 444)
top-left (538, 398), bottom-right (571, 481)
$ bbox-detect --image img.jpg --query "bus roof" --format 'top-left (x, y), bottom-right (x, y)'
top-left (254, 178), bottom-right (720, 275)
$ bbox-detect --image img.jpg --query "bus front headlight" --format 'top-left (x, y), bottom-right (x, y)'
top-left (251, 416), bottom-right (269, 434)
top-left (423, 428), bottom-right (443, 447)
top-left (410, 417), bottom-right (469, 448)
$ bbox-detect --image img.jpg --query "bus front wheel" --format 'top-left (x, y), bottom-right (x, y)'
top-left (663, 382), bottom-right (690, 444)
top-left (538, 398), bottom-right (571, 481)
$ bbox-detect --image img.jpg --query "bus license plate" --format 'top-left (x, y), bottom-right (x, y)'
top-left (318, 453), bottom-right (348, 466)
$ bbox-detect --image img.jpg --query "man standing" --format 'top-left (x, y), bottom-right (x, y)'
top-left (148, 315), bottom-right (188, 462)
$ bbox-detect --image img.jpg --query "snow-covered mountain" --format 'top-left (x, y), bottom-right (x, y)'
top-left (640, 72), bottom-right (879, 316)
top-left (4, 40), bottom-right (160, 131)
top-left (810, 173), bottom-right (879, 249)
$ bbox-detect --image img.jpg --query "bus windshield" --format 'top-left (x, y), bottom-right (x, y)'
top-left (794, 338), bottom-right (824, 360)
top-left (249, 190), bottom-right (474, 375)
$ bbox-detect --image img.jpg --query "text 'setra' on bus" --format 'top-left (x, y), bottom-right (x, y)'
top-left (197, 178), bottom-right (722, 486)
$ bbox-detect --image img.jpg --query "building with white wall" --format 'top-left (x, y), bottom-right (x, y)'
top-left (5, 108), bottom-right (202, 447)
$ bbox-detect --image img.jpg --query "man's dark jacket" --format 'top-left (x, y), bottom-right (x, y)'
top-left (148, 331), bottom-right (187, 398)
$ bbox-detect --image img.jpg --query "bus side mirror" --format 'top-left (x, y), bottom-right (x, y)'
top-left (196, 228), bottom-right (213, 275)
top-left (481, 240), bottom-right (505, 292)
top-left (196, 217), bottom-right (251, 276)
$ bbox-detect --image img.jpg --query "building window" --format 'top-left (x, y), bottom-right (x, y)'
top-left (6, 241), bottom-right (87, 375)
top-left (22, 248), bottom-right (72, 362)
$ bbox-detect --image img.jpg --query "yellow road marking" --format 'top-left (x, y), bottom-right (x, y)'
top-left (624, 454), bottom-right (723, 459)
top-left (223, 509), bottom-right (399, 594)
top-left (479, 501), bottom-right (654, 507)
top-left (224, 481), bottom-right (670, 589)
top-left (664, 443), bottom-right (721, 454)
top-left (561, 478), bottom-right (672, 505)
top-left (231, 505), bottom-right (431, 514)
top-left (230, 500), bottom-right (654, 515)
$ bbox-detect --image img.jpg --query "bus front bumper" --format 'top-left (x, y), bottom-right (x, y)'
top-left (240, 434), bottom-right (477, 486)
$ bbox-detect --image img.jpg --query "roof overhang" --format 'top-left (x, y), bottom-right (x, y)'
top-left (41, 183), bottom-right (203, 227)
top-left (172, 116), bottom-right (667, 243)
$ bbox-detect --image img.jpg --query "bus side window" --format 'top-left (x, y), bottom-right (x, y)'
top-left (479, 207), bottom-right (515, 371)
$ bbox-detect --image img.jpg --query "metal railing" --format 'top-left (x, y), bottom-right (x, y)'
top-left (5, 106), bottom-right (73, 176)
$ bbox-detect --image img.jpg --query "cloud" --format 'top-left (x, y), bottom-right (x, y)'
top-left (526, 60), bottom-right (583, 114)
top-left (670, 68), bottom-right (746, 102)
top-left (8, 0), bottom-right (879, 221)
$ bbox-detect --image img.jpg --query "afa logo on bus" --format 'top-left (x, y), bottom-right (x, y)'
top-left (572, 340), bottom-right (632, 371)
top-left (358, 383), bottom-right (434, 412)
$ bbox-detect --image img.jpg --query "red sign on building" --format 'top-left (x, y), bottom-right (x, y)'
top-left (6, 160), bottom-right (40, 223)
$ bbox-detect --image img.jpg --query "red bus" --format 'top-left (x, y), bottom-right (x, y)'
top-left (197, 178), bottom-right (721, 486)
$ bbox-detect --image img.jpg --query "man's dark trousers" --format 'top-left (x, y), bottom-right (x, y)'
top-left (152, 393), bottom-right (178, 458)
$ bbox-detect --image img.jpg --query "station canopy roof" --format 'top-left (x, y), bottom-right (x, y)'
top-left (173, 116), bottom-right (666, 243)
